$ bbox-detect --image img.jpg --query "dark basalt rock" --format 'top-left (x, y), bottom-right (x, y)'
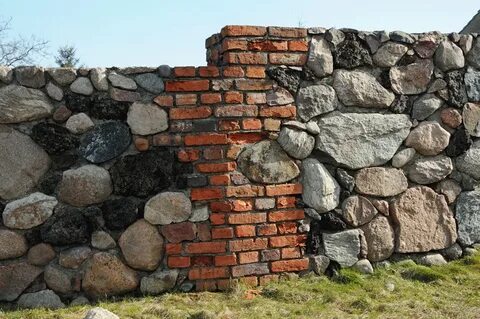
top-left (24, 227), bottom-right (42, 246)
top-left (445, 126), bottom-right (472, 157)
top-left (101, 197), bottom-right (138, 230)
top-left (266, 67), bottom-right (303, 94)
top-left (110, 148), bottom-right (175, 198)
top-left (318, 211), bottom-right (348, 231)
top-left (90, 94), bottom-right (130, 120)
top-left (31, 122), bottom-right (79, 154)
top-left (83, 206), bottom-right (105, 231)
top-left (336, 168), bottom-right (355, 192)
top-left (445, 71), bottom-right (468, 108)
top-left (37, 171), bottom-right (62, 195)
top-left (397, 54), bottom-right (418, 66)
top-left (306, 219), bottom-right (323, 255)
top-left (79, 121), bottom-right (131, 163)
top-left (391, 95), bottom-right (411, 114)
top-left (40, 206), bottom-right (90, 245)
top-left (65, 92), bottom-right (91, 113)
top-left (50, 153), bottom-right (79, 170)
top-left (334, 33), bottom-right (372, 69)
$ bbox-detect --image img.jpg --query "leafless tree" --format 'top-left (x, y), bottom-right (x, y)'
top-left (0, 17), bottom-right (48, 66)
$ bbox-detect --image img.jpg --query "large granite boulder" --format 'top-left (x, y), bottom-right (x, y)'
top-left (455, 191), bottom-right (480, 246)
top-left (296, 82), bottom-right (337, 121)
top-left (0, 262), bottom-right (43, 301)
top-left (360, 215), bottom-right (395, 262)
top-left (3, 192), bottom-right (57, 229)
top-left (0, 85), bottom-right (53, 123)
top-left (390, 60), bottom-right (434, 94)
top-left (355, 167), bottom-right (408, 197)
top-left (144, 192), bottom-right (192, 225)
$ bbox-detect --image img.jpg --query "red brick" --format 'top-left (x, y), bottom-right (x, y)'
top-left (276, 196), bottom-right (297, 209)
top-left (210, 174), bottom-right (230, 186)
top-left (134, 137), bottom-right (149, 152)
top-left (235, 79), bottom-right (272, 91)
top-left (289, 40), bottom-right (309, 52)
top-left (230, 238), bottom-right (268, 252)
top-left (153, 95), bottom-right (174, 107)
top-left (246, 66), bottom-right (266, 78)
top-left (185, 241), bottom-right (226, 254)
top-left (176, 93), bottom-right (197, 105)
top-left (196, 162), bottom-right (236, 173)
top-left (231, 199), bottom-right (253, 212)
top-left (268, 27), bottom-right (307, 38)
top-left (224, 91), bottom-right (243, 104)
top-left (215, 254), bottom-right (237, 266)
top-left (224, 52), bottom-right (267, 65)
top-left (226, 145), bottom-right (243, 160)
top-left (188, 267), bottom-right (229, 280)
top-left (165, 243), bottom-right (182, 255)
top-left (266, 183), bottom-right (303, 196)
top-left (222, 38), bottom-right (248, 51)
top-left (177, 149), bottom-right (201, 162)
top-left (192, 256), bottom-right (214, 267)
top-left (221, 25), bottom-right (267, 37)
top-left (210, 201), bottom-right (232, 213)
top-left (271, 258), bottom-right (309, 273)
top-left (239, 276), bottom-right (258, 287)
top-left (269, 235), bottom-right (307, 248)
top-left (238, 251), bottom-right (259, 264)
top-left (215, 105), bottom-right (258, 117)
top-left (231, 263), bottom-right (269, 277)
top-left (278, 222), bottom-right (298, 235)
top-left (235, 225), bottom-right (256, 237)
top-left (211, 227), bottom-right (234, 239)
top-left (161, 222), bottom-right (196, 243)
top-left (245, 93), bottom-right (266, 104)
top-left (269, 210), bottom-right (305, 222)
top-left (282, 247), bottom-right (302, 259)
top-left (223, 66), bottom-right (245, 78)
top-left (198, 66), bottom-right (220, 77)
top-left (261, 249), bottom-right (281, 262)
top-left (259, 275), bottom-right (279, 285)
top-left (166, 80), bottom-right (210, 92)
top-left (226, 185), bottom-right (264, 198)
top-left (196, 280), bottom-right (217, 291)
top-left (257, 224), bottom-right (278, 236)
top-left (203, 147), bottom-right (224, 160)
top-left (228, 213), bottom-right (267, 225)
top-left (259, 105), bottom-right (296, 118)
top-left (269, 53), bottom-right (307, 66)
top-left (210, 213), bottom-right (226, 225)
top-left (201, 93), bottom-right (222, 104)
top-left (168, 256), bottom-right (191, 268)
top-left (219, 119), bottom-right (241, 131)
top-left (152, 133), bottom-right (183, 146)
top-left (242, 119), bottom-right (262, 130)
top-left (190, 187), bottom-right (224, 201)
top-left (228, 132), bottom-right (264, 144)
top-left (248, 40), bottom-right (288, 51)
top-left (184, 133), bottom-right (228, 146)
top-left (170, 107), bottom-right (212, 120)
top-left (197, 223), bottom-right (212, 241)
top-left (173, 66), bottom-right (196, 77)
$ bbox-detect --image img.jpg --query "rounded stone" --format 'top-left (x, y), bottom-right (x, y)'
top-left (140, 269), bottom-right (179, 295)
top-left (434, 41), bottom-right (465, 72)
top-left (0, 229), bottom-right (28, 260)
top-left (440, 108), bottom-right (462, 128)
top-left (405, 121), bottom-right (450, 156)
top-left (65, 113), bottom-right (94, 134)
top-left (144, 192), bottom-right (192, 225)
top-left (118, 219), bottom-right (164, 271)
top-left (353, 259), bottom-right (374, 274)
top-left (360, 215), bottom-right (395, 262)
top-left (108, 73), bottom-right (137, 90)
top-left (3, 192), bottom-right (57, 229)
top-left (463, 103), bottom-right (480, 137)
top-left (456, 140), bottom-right (480, 180)
top-left (390, 60), bottom-right (434, 95)
top-left (70, 77), bottom-right (94, 96)
top-left (322, 229), bottom-right (361, 267)
top-left (90, 68), bottom-right (109, 91)
top-left (456, 190), bottom-right (480, 246)
top-left (52, 105), bottom-right (73, 123)
top-left (17, 289), bottom-right (65, 309)
top-left (277, 127), bottom-right (315, 159)
top-left (44, 264), bottom-right (77, 294)
top-left (58, 165), bottom-right (112, 207)
top-left (27, 243), bottom-right (55, 266)
top-left (411, 94), bottom-right (444, 121)
top-left (48, 68), bottom-right (77, 85)
top-left (14, 67), bottom-right (45, 88)
top-left (84, 307), bottom-right (119, 319)
top-left (373, 42), bottom-right (408, 67)
top-left (355, 167), bottom-right (408, 197)
top-left (127, 102), bottom-right (168, 135)
top-left (134, 73), bottom-right (164, 94)
top-left (91, 231), bottom-right (116, 250)
top-left (40, 206), bottom-right (90, 245)
top-left (0, 262), bottom-right (43, 301)
top-left (435, 179), bottom-right (462, 204)
top-left (79, 121), bottom-right (131, 164)
top-left (340, 196), bottom-right (377, 227)
top-left (392, 148), bottom-right (416, 168)
top-left (296, 82), bottom-right (337, 121)
top-left (45, 82), bottom-right (63, 101)
top-left (58, 246), bottom-right (92, 269)
top-left (406, 155), bottom-right (453, 185)
top-left (0, 85), bottom-right (53, 124)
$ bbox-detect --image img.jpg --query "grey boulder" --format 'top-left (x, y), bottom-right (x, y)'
top-left (0, 85), bottom-right (53, 124)
top-left (277, 127), bottom-right (315, 159)
top-left (456, 191), bottom-right (480, 246)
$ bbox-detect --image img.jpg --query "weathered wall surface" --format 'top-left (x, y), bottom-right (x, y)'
top-left (0, 25), bottom-right (480, 308)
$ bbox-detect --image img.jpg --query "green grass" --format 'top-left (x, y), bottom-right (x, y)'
top-left (2, 253), bottom-right (480, 319)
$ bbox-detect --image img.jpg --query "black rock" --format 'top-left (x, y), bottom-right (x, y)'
top-left (336, 168), bottom-right (355, 192)
top-left (445, 71), bottom-right (468, 108)
top-left (306, 219), bottom-right (323, 255)
top-left (79, 121), bottom-right (131, 163)
top-left (38, 171), bottom-right (62, 195)
top-left (187, 175), bottom-right (208, 188)
top-left (391, 95), bottom-right (411, 114)
top-left (83, 206), bottom-right (105, 231)
top-left (110, 148), bottom-right (175, 198)
top-left (101, 197), bottom-right (138, 230)
top-left (334, 33), bottom-right (372, 69)
top-left (31, 123), bottom-right (79, 154)
top-left (266, 66), bottom-right (303, 94)
top-left (24, 227), bottom-right (43, 246)
top-left (90, 94), bottom-right (130, 120)
top-left (318, 211), bottom-right (348, 231)
top-left (378, 70), bottom-right (391, 89)
top-left (65, 92), bottom-right (92, 113)
top-left (445, 126), bottom-right (472, 157)
top-left (50, 153), bottom-right (79, 170)
top-left (40, 206), bottom-right (90, 246)
top-left (397, 54), bottom-right (418, 66)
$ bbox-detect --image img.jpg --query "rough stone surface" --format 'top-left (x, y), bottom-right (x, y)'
top-left (355, 167), bottom-right (408, 197)
top-left (265, 66), bottom-right (303, 94)
top-left (82, 252), bottom-right (139, 298)
top-left (101, 198), bottom-right (138, 230)
top-left (436, 179), bottom-right (462, 204)
top-left (66, 113), bottom-right (94, 134)
top-left (353, 259), bottom-right (374, 274)
top-left (0, 85), bottom-right (53, 123)
top-left (46, 82), bottom-right (63, 101)
top-left (373, 42), bottom-right (408, 67)
top-left (52, 105), bottom-right (72, 123)
top-left (455, 191), bottom-right (480, 246)
top-left (340, 195), bottom-right (377, 227)
top-left (91, 231), bottom-right (116, 250)
top-left (127, 102), bottom-right (168, 135)
top-left (302, 158), bottom-right (340, 213)
top-left (118, 219), bottom-right (164, 271)
top-left (17, 290), bottom-right (65, 309)
top-left (140, 269), bottom-right (179, 295)
top-left (307, 36), bottom-right (333, 77)
top-left (390, 31), bottom-right (415, 44)
top-left (391, 186), bottom-right (457, 253)
top-left (405, 121), bottom-right (450, 155)
top-left (323, 229), bottom-right (361, 267)
top-left (0, 229), bottom-right (28, 260)
top-left (0, 66), bottom-right (13, 83)
top-left (414, 35), bottom-right (439, 58)
top-left (58, 165), bottom-right (112, 207)
top-left (90, 95), bottom-right (130, 120)
top-left (416, 253), bottom-right (447, 266)
top-left (110, 88), bottom-right (140, 102)
top-left (108, 73), bottom-right (137, 90)
top-left (59, 247), bottom-right (92, 269)
top-left (392, 148), bottom-right (416, 168)
top-left (296, 82), bottom-right (337, 121)
top-left (441, 243), bottom-right (463, 261)
top-left (135, 73), bottom-right (164, 94)
top-left (390, 60), bottom-right (434, 95)
top-left (333, 70), bottom-right (394, 108)
top-left (277, 127), bottom-right (315, 159)
top-left (48, 68), bottom-right (76, 85)
top-left (40, 206), bottom-right (90, 245)
top-left (144, 192), bottom-right (192, 225)
top-left (79, 121), bottom-right (131, 163)
top-left (464, 68), bottom-right (480, 102)
top-left (406, 155), bottom-right (453, 184)
top-left (44, 264), bottom-right (77, 294)
top-left (463, 103), bottom-right (480, 137)
top-left (27, 243), bottom-right (55, 266)
top-left (15, 67), bottom-right (45, 88)
top-left (266, 87), bottom-right (294, 106)
top-left (31, 122), bottom-right (79, 155)
top-left (189, 205), bottom-right (209, 222)
top-left (0, 262), bottom-right (43, 301)
top-left (411, 94), bottom-right (443, 120)
top-left (90, 68), bottom-right (109, 91)
top-left (434, 41), bottom-right (465, 71)
top-left (466, 37), bottom-right (480, 69)
top-left (334, 34), bottom-right (372, 69)
top-left (445, 70), bottom-right (468, 108)
top-left (360, 215), bottom-right (395, 262)
top-left (315, 112), bottom-right (411, 169)
top-left (237, 140), bottom-right (300, 184)
top-left (440, 108), bottom-right (462, 128)
top-left (309, 255), bottom-right (330, 275)
top-left (336, 168), bottom-right (355, 192)
top-left (3, 192), bottom-right (56, 229)
top-left (70, 77), bottom-right (94, 96)
top-left (84, 307), bottom-right (119, 319)
top-left (456, 140), bottom-right (480, 180)
top-left (445, 126), bottom-right (472, 157)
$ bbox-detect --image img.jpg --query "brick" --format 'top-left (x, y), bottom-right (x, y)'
top-left (248, 40), bottom-right (288, 51)
top-left (235, 79), bottom-right (272, 91)
top-left (161, 222), bottom-right (196, 243)
top-left (238, 251), bottom-right (259, 264)
top-left (165, 243), bottom-right (182, 255)
top-left (223, 66), bottom-right (245, 78)
top-left (228, 213), bottom-right (266, 225)
top-left (184, 133), bottom-right (228, 146)
top-left (196, 162), bottom-right (236, 173)
top-left (271, 258), bottom-right (309, 273)
top-left (235, 225), bottom-right (256, 237)
top-left (269, 210), bottom-right (305, 222)
top-left (192, 256), bottom-right (214, 267)
top-left (185, 241), bottom-right (226, 254)
top-left (173, 66), bottom-right (196, 77)
top-left (216, 279), bottom-right (235, 291)
top-left (226, 185), bottom-right (264, 198)
top-left (259, 105), bottom-right (296, 118)
top-left (210, 213), bottom-right (226, 225)
top-left (210, 201), bottom-right (232, 213)
top-left (166, 80), bottom-right (210, 92)
top-left (226, 145), bottom-right (244, 160)
top-left (203, 147), bottom-right (224, 160)
top-left (221, 25), bottom-right (267, 37)
top-left (261, 249), bottom-right (281, 262)
top-left (201, 93), bottom-right (222, 104)
top-left (215, 254), bottom-right (237, 266)
top-left (246, 93), bottom-right (267, 105)
top-left (239, 276), bottom-right (258, 287)
top-left (269, 53), bottom-right (307, 66)
top-left (219, 119), bottom-right (241, 131)
top-left (257, 224), bottom-right (277, 236)
top-left (231, 199), bottom-right (253, 212)
top-left (242, 119), bottom-right (262, 130)
top-left (266, 183), bottom-right (303, 196)
top-left (210, 174), bottom-right (230, 186)
top-left (215, 105), bottom-right (258, 117)
top-left (176, 94), bottom-right (197, 105)
top-left (228, 132), bottom-right (264, 144)
top-left (268, 27), bottom-right (307, 38)
top-left (230, 173), bottom-right (249, 185)
top-left (276, 196), bottom-right (297, 209)
top-left (289, 40), bottom-right (309, 52)
top-left (212, 79), bottom-right (234, 91)
top-left (282, 247), bottom-right (302, 259)
top-left (198, 66), bottom-right (220, 77)
top-left (224, 91), bottom-right (243, 104)
top-left (169, 106), bottom-right (212, 120)
top-left (230, 238), bottom-right (268, 252)
top-left (188, 267), bottom-right (229, 280)
top-left (221, 38), bottom-right (248, 51)
top-left (153, 94), bottom-right (174, 107)
top-left (188, 175), bottom-right (207, 188)
top-left (168, 256), bottom-right (191, 268)
top-left (211, 227), bottom-right (234, 239)
top-left (190, 187), bottom-right (224, 201)
top-left (196, 280), bottom-right (217, 291)
top-left (259, 275), bottom-right (279, 285)
top-left (177, 149), bottom-right (201, 162)
top-left (197, 224), bottom-right (212, 241)
top-left (277, 222), bottom-right (298, 235)
top-left (255, 198), bottom-right (276, 210)
top-left (224, 52), bottom-right (267, 65)
top-left (231, 263), bottom-right (269, 277)
top-left (170, 121), bottom-right (193, 133)
top-left (134, 136), bottom-right (149, 151)
top-left (152, 133), bottom-right (183, 146)
top-left (246, 66), bottom-right (266, 78)
top-left (269, 235), bottom-right (306, 248)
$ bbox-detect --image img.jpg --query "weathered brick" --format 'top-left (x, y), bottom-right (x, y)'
top-left (152, 133), bottom-right (183, 146)
top-left (263, 118), bottom-right (281, 131)
top-left (221, 25), bottom-right (267, 37)
top-left (276, 196), bottom-right (297, 209)
top-left (289, 40), bottom-right (309, 52)
top-left (184, 133), bottom-right (228, 146)
top-left (210, 201), bottom-right (232, 213)
top-left (228, 213), bottom-right (267, 225)
top-left (257, 224), bottom-right (278, 236)
top-left (185, 241), bottom-right (226, 254)
top-left (266, 183), bottom-right (302, 196)
top-left (242, 118), bottom-right (262, 130)
top-left (209, 174), bottom-right (230, 186)
top-left (231, 199), bottom-right (253, 212)
top-left (211, 227), bottom-right (234, 239)
top-left (210, 213), bottom-right (226, 225)
top-left (231, 263), bottom-right (269, 277)
top-left (176, 93), bottom-right (197, 105)
top-left (196, 162), bottom-right (236, 173)
top-left (268, 27), bottom-right (307, 38)
top-left (282, 247), bottom-right (302, 259)
top-left (173, 66), bottom-right (196, 77)
top-left (165, 243), bottom-right (182, 255)
top-left (226, 145), bottom-right (244, 160)
top-left (224, 91), bottom-right (244, 104)
top-left (196, 280), bottom-right (217, 291)
top-left (235, 225), bottom-right (256, 237)
top-left (277, 222), bottom-right (298, 235)
top-left (269, 210), bottom-right (305, 222)
top-left (190, 187), bottom-right (224, 201)
top-left (191, 256), bottom-right (214, 267)
top-left (255, 198), bottom-right (276, 210)
top-left (223, 66), bottom-right (245, 78)
top-left (219, 119), bottom-right (241, 131)
top-left (170, 121), bottom-right (193, 133)
top-left (235, 79), bottom-right (272, 91)
top-left (271, 258), bottom-right (309, 272)
top-left (161, 222), bottom-right (197, 243)
top-left (198, 66), bottom-right (220, 77)
top-left (259, 275), bottom-right (279, 285)
top-left (261, 249), bottom-right (281, 262)
top-left (246, 66), bottom-right (266, 78)
top-left (259, 105), bottom-right (296, 118)
top-left (214, 254), bottom-right (237, 266)
top-left (245, 92), bottom-right (266, 104)
top-left (215, 105), bottom-right (258, 117)
top-left (198, 223), bottom-right (212, 241)
top-left (153, 94), bottom-right (174, 107)
top-left (269, 235), bottom-right (307, 248)
top-left (224, 52), bottom-right (267, 65)
top-left (201, 93), bottom-right (222, 104)
top-left (238, 251), bottom-right (259, 264)
top-left (239, 276), bottom-right (258, 287)
top-left (269, 53), bottom-right (307, 65)
top-left (228, 132), bottom-right (264, 144)
top-left (188, 267), bottom-right (229, 280)
top-left (230, 238), bottom-right (268, 252)
top-left (166, 80), bottom-right (210, 92)
top-left (170, 106), bottom-right (212, 120)
top-left (212, 79), bottom-right (234, 91)
top-left (203, 147), bottom-right (224, 160)
top-left (222, 38), bottom-right (248, 51)
top-left (230, 173), bottom-right (249, 185)
top-left (226, 185), bottom-right (265, 197)
top-left (168, 256), bottom-right (191, 268)
top-left (248, 40), bottom-right (288, 51)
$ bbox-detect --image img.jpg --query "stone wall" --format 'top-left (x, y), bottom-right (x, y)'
top-left (0, 25), bottom-right (480, 308)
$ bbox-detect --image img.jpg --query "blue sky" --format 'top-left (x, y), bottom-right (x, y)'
top-left (1, 0), bottom-right (478, 67)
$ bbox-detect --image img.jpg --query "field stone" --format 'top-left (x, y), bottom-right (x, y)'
top-left (463, 103), bottom-right (480, 137)
top-left (91, 231), bottom-right (116, 250)
top-left (445, 126), bottom-right (472, 157)
top-left (296, 82), bottom-right (337, 121)
top-left (110, 88), bottom-right (140, 102)
top-left (455, 190), bottom-right (480, 246)
top-left (406, 155), bottom-right (453, 184)
top-left (309, 255), bottom-right (330, 275)
top-left (411, 94), bottom-right (443, 120)
top-left (83, 307), bottom-right (119, 319)
top-left (17, 289), bottom-right (65, 309)
top-left (0, 229), bottom-right (28, 260)
top-left (336, 168), bottom-right (355, 192)
top-left (405, 122), bottom-right (450, 156)
top-left (435, 179), bottom-right (462, 204)
top-left (277, 127), bottom-right (315, 159)
top-left (101, 198), bottom-right (138, 230)
top-left (161, 222), bottom-right (196, 243)
top-left (416, 253), bottom-right (447, 266)
top-left (434, 41), bottom-right (465, 71)
top-left (440, 108), bottom-right (462, 128)
top-left (0, 262), bottom-right (43, 301)
top-left (445, 70), bottom-right (468, 108)
top-left (392, 148), bottom-right (416, 168)
top-left (455, 140), bottom-right (480, 179)
top-left (322, 229), bottom-right (362, 267)
top-left (390, 31), bottom-right (415, 44)
top-left (66, 113), bottom-right (94, 134)
top-left (0, 85), bottom-right (53, 123)
top-left (27, 243), bottom-right (55, 266)
top-left (31, 122), bottom-right (79, 155)
top-left (70, 77), bottom-right (94, 96)
top-left (391, 186), bottom-right (457, 253)
top-left (372, 199), bottom-right (389, 216)
top-left (15, 66), bottom-right (45, 88)
top-left (79, 121), bottom-right (131, 163)
top-left (355, 167), bottom-right (408, 197)
top-left (0, 66), bottom-right (13, 83)
top-left (134, 73), bottom-right (164, 94)
top-left (390, 60), bottom-right (434, 95)
top-left (40, 206), bottom-right (90, 245)
top-left (266, 86), bottom-right (294, 106)
top-left (127, 102), bottom-right (168, 135)
top-left (46, 82), bottom-right (64, 101)
top-left (118, 219), bottom-right (164, 271)
top-left (334, 33), bottom-right (372, 69)
top-left (428, 78), bottom-right (447, 93)
top-left (140, 269), bottom-right (179, 295)
top-left (467, 37), bottom-right (480, 69)
top-left (90, 94), bottom-right (130, 120)
top-left (340, 196), bottom-right (377, 227)
top-left (189, 205), bottom-right (209, 222)
top-left (144, 192), bottom-right (192, 225)
top-left (360, 215), bottom-right (395, 262)
top-left (373, 42), bottom-right (408, 67)
top-left (90, 68), bottom-right (109, 91)
top-left (353, 259), bottom-right (374, 274)
top-left (464, 68), bottom-right (480, 102)
top-left (48, 68), bottom-right (77, 85)
top-left (44, 264), bottom-right (77, 294)
top-left (441, 243), bottom-right (463, 261)
top-left (59, 246), bottom-right (92, 269)
top-left (3, 192), bottom-right (57, 229)
top-left (265, 66), bottom-right (303, 94)
top-left (108, 73), bottom-right (137, 90)
top-left (307, 36), bottom-right (333, 77)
